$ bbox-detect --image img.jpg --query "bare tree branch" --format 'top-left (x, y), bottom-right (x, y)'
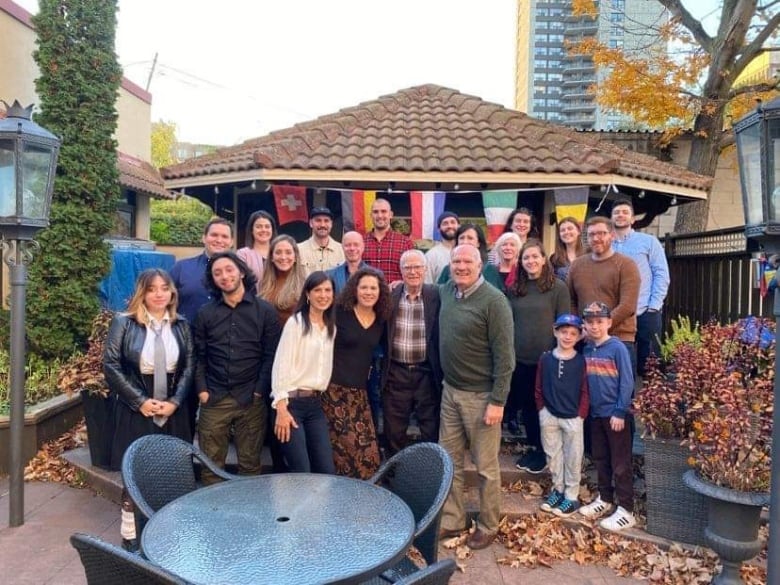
top-left (758, 0), bottom-right (780, 11)
top-left (728, 79), bottom-right (780, 99)
top-left (657, 0), bottom-right (714, 53)
top-left (735, 10), bottom-right (780, 74)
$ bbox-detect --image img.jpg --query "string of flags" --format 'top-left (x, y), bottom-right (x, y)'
top-left (270, 184), bottom-right (597, 236)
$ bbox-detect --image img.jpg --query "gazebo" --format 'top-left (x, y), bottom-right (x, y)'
top-left (161, 84), bottom-right (711, 244)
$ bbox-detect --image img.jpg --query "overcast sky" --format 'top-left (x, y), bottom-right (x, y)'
top-left (14, 0), bottom-right (722, 146)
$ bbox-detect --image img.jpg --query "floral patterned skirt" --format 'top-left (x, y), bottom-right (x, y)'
top-left (321, 382), bottom-right (380, 479)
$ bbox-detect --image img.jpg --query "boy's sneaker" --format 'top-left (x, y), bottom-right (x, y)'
top-left (599, 506), bottom-right (636, 531)
top-left (578, 495), bottom-right (611, 519)
top-left (552, 498), bottom-right (580, 517)
top-left (516, 450), bottom-right (547, 474)
top-left (540, 489), bottom-right (564, 513)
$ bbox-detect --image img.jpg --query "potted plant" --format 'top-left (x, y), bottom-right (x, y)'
top-left (681, 317), bottom-right (772, 585)
top-left (57, 310), bottom-right (114, 469)
top-left (634, 315), bottom-right (708, 545)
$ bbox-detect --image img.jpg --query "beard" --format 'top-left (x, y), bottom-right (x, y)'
top-left (440, 228), bottom-right (457, 241)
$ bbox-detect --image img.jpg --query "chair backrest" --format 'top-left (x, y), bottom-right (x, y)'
top-left (70, 532), bottom-right (189, 585)
top-left (394, 559), bottom-right (457, 585)
top-left (369, 442), bottom-right (454, 565)
top-left (121, 435), bottom-right (201, 520)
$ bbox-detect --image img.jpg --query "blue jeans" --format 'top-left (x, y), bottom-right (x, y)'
top-left (279, 396), bottom-right (335, 474)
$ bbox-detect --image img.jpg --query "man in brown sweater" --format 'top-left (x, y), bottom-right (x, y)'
top-left (567, 216), bottom-right (640, 369)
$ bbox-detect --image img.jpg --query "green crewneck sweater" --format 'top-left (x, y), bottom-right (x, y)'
top-left (438, 281), bottom-right (515, 405)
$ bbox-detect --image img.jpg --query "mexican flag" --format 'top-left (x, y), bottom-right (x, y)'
top-left (482, 191), bottom-right (517, 244)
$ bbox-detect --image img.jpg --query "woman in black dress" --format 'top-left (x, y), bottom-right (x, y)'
top-left (103, 268), bottom-right (194, 551)
top-left (321, 267), bottom-right (391, 479)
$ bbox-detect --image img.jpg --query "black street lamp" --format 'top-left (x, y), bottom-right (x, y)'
top-left (0, 100), bottom-right (60, 527)
top-left (734, 96), bottom-right (780, 583)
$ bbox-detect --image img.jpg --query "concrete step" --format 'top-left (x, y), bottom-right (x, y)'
top-left (62, 441), bottom-right (536, 508)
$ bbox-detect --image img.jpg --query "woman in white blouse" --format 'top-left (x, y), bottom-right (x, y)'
top-left (271, 271), bottom-right (337, 473)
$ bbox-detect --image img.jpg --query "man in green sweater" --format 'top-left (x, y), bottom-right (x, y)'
top-left (438, 245), bottom-right (515, 550)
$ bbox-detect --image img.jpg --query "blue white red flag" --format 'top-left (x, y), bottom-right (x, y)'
top-left (410, 191), bottom-right (446, 240)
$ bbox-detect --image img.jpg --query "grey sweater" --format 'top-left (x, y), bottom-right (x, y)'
top-left (438, 281), bottom-right (515, 405)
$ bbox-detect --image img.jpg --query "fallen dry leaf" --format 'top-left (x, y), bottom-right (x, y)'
top-left (24, 420), bottom-right (87, 487)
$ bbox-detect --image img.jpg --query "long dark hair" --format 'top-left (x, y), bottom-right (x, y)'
top-left (244, 210), bottom-right (277, 248)
top-left (293, 271), bottom-right (336, 338)
top-left (204, 251), bottom-right (257, 296)
top-left (503, 207), bottom-right (539, 239)
top-left (509, 239), bottom-right (556, 297)
top-left (456, 223), bottom-right (488, 264)
top-left (337, 267), bottom-right (392, 321)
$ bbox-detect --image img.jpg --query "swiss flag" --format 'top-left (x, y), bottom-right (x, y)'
top-left (273, 185), bottom-right (308, 225)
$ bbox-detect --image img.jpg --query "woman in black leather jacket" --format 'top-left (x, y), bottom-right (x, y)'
top-left (103, 268), bottom-right (194, 551)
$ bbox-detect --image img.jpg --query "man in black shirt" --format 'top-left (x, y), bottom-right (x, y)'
top-left (194, 252), bottom-right (281, 484)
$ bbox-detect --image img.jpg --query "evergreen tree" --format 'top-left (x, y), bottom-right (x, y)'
top-left (28, 0), bottom-right (122, 358)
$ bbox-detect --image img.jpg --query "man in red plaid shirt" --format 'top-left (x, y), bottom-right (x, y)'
top-left (363, 198), bottom-right (413, 284)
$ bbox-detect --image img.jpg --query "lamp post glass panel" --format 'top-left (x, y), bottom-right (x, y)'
top-left (734, 96), bottom-right (780, 584)
top-left (0, 100), bottom-right (59, 527)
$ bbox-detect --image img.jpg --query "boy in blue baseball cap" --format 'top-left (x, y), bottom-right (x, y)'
top-left (536, 313), bottom-right (589, 517)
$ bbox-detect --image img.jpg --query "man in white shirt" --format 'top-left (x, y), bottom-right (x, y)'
top-left (298, 207), bottom-right (345, 275)
top-left (424, 212), bottom-right (459, 284)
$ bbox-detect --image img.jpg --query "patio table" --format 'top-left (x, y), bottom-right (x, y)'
top-left (140, 473), bottom-right (415, 585)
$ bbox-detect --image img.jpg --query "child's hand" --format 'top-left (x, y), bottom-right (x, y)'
top-left (609, 416), bottom-right (625, 432)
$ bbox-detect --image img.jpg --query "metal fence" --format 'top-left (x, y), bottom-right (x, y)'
top-left (662, 227), bottom-right (773, 327)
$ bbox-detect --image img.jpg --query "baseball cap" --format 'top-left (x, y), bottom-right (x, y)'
top-left (582, 301), bottom-right (611, 319)
top-left (310, 207), bottom-right (333, 219)
top-left (553, 314), bottom-right (583, 329)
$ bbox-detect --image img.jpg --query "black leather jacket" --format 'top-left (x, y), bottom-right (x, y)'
top-left (103, 314), bottom-right (194, 411)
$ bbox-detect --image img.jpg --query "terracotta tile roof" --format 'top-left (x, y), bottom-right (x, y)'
top-left (118, 152), bottom-right (172, 199)
top-left (162, 84), bottom-right (711, 194)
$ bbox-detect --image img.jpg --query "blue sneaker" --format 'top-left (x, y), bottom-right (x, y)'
top-left (553, 498), bottom-right (581, 517)
top-left (540, 489), bottom-right (564, 513)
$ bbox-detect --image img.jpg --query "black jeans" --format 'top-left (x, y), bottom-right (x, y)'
top-left (590, 416), bottom-right (634, 512)
top-left (508, 362), bottom-right (542, 451)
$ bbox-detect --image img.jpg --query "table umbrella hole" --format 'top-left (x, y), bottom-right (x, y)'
top-left (276, 516), bottom-right (290, 522)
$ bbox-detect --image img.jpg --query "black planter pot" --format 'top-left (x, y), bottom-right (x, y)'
top-left (80, 391), bottom-right (114, 469)
top-left (683, 470), bottom-right (769, 585)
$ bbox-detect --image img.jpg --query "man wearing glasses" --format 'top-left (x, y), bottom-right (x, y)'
top-left (567, 216), bottom-right (641, 370)
top-left (380, 250), bottom-right (442, 456)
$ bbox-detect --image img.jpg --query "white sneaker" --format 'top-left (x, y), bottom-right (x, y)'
top-left (578, 495), bottom-right (611, 519)
top-left (599, 506), bottom-right (636, 531)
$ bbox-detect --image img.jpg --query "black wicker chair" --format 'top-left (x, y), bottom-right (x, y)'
top-left (394, 559), bottom-right (457, 584)
top-left (121, 434), bottom-right (237, 536)
top-left (70, 532), bottom-right (190, 585)
top-left (368, 442), bottom-right (454, 582)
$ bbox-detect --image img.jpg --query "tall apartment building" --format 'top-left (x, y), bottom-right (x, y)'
top-left (515, 0), bottom-right (667, 130)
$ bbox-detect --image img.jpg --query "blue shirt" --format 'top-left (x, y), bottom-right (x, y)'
top-left (170, 253), bottom-right (212, 325)
top-left (326, 261), bottom-right (383, 295)
top-left (612, 229), bottom-right (669, 314)
top-left (583, 336), bottom-right (634, 419)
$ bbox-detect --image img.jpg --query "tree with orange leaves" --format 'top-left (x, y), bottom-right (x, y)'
top-left (571, 0), bottom-right (780, 232)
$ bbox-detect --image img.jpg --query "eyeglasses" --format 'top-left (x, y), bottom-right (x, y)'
top-left (587, 231), bottom-right (611, 239)
top-left (402, 265), bottom-right (425, 272)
